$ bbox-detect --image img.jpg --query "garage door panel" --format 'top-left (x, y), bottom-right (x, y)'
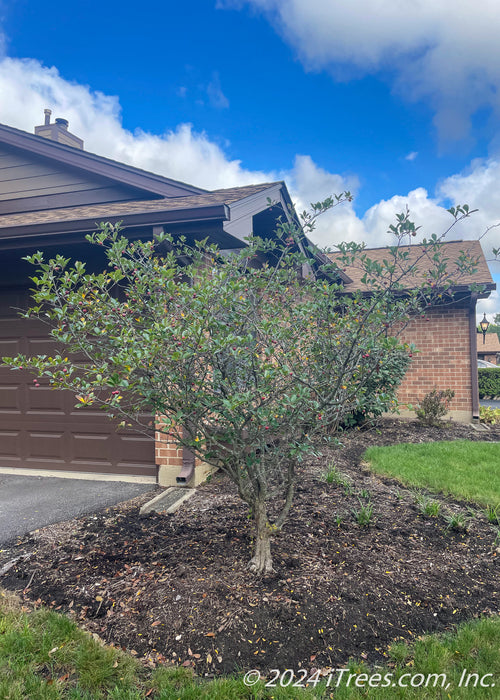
top-left (27, 336), bottom-right (60, 354)
top-left (27, 384), bottom-right (66, 413)
top-left (0, 319), bottom-right (45, 338)
top-left (0, 430), bottom-right (21, 459)
top-left (120, 434), bottom-right (155, 462)
top-left (0, 384), bottom-right (21, 412)
top-left (27, 431), bottom-right (65, 459)
top-left (72, 432), bottom-right (112, 462)
top-left (0, 337), bottom-right (22, 355)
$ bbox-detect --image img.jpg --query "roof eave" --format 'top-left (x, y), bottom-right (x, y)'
top-left (341, 281), bottom-right (496, 297)
top-left (0, 203), bottom-right (231, 245)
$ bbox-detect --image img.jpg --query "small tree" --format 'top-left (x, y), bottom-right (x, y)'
top-left (1, 199), bottom-right (480, 572)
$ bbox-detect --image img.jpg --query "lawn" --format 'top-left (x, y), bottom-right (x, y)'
top-left (1, 589), bottom-right (499, 699)
top-left (363, 440), bottom-right (500, 507)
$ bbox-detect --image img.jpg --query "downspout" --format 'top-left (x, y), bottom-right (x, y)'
top-left (176, 427), bottom-right (196, 485)
top-left (469, 294), bottom-right (480, 422)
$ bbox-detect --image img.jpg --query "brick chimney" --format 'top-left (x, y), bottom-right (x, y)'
top-left (34, 109), bottom-right (84, 149)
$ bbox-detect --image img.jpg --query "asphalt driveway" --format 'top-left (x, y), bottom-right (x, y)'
top-left (480, 399), bottom-right (500, 409)
top-left (0, 474), bottom-right (157, 545)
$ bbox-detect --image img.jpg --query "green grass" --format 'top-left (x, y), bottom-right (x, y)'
top-left (1, 590), bottom-right (499, 698)
top-left (363, 440), bottom-right (500, 507)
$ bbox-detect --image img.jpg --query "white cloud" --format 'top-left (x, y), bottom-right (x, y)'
top-left (477, 290), bottom-right (499, 325)
top-left (0, 54), bottom-right (498, 297)
top-left (282, 155), bottom-right (500, 271)
top-left (357, 181), bottom-right (500, 272)
top-left (405, 151), bottom-right (418, 162)
top-left (222, 0), bottom-right (500, 142)
top-left (278, 155), bottom-right (365, 245)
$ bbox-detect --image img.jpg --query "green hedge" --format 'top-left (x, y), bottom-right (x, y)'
top-left (478, 367), bottom-right (500, 398)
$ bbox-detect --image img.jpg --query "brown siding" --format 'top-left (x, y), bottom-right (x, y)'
top-left (2, 187), bottom-right (147, 214)
top-left (0, 145), bottom-right (145, 214)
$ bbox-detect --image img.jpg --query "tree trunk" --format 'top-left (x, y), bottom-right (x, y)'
top-left (248, 497), bottom-right (274, 574)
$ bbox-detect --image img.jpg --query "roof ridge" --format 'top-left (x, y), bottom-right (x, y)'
top-left (351, 239), bottom-right (479, 252)
top-left (210, 181), bottom-right (282, 194)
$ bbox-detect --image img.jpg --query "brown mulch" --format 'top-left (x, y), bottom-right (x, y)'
top-left (0, 418), bottom-right (499, 675)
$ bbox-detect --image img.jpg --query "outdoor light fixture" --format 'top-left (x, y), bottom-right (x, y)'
top-left (479, 313), bottom-right (490, 344)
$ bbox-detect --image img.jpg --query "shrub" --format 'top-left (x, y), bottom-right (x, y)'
top-left (341, 346), bottom-right (411, 427)
top-left (416, 388), bottom-right (455, 426)
top-left (479, 405), bottom-right (500, 425)
top-left (478, 367), bottom-right (500, 398)
top-left (2, 201), bottom-right (481, 573)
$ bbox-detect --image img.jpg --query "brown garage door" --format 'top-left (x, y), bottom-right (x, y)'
top-left (0, 288), bottom-right (157, 477)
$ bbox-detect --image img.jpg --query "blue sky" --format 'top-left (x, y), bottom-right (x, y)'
top-left (0, 0), bottom-right (499, 316)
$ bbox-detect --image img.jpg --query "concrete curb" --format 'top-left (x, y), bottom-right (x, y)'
top-left (139, 487), bottom-right (196, 515)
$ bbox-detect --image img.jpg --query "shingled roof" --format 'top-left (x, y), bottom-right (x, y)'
top-left (479, 332), bottom-right (500, 352)
top-left (0, 183), bottom-right (278, 230)
top-left (328, 240), bottom-right (495, 294)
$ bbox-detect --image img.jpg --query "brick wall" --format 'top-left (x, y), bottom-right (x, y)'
top-left (397, 307), bottom-right (473, 421)
top-left (155, 430), bottom-right (183, 467)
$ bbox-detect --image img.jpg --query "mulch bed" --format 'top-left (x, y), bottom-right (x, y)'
top-left (1, 418), bottom-right (499, 676)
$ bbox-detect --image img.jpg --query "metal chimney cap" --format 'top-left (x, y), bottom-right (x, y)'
top-left (43, 108), bottom-right (52, 125)
top-left (55, 117), bottom-right (69, 129)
